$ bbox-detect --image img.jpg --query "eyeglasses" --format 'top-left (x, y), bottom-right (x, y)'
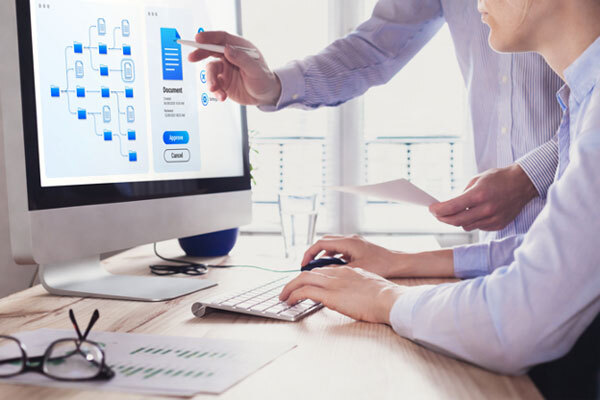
top-left (0, 309), bottom-right (114, 381)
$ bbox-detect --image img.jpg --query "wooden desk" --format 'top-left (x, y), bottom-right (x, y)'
top-left (0, 235), bottom-right (541, 399)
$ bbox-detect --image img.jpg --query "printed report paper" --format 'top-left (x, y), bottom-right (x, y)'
top-left (0, 329), bottom-right (296, 397)
top-left (330, 179), bottom-right (439, 207)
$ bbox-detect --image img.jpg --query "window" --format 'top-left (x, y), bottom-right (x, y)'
top-left (242, 0), bottom-right (470, 234)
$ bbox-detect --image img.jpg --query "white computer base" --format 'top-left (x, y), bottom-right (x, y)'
top-left (39, 255), bottom-right (216, 301)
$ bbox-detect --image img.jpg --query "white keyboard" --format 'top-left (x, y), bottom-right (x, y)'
top-left (191, 275), bottom-right (323, 322)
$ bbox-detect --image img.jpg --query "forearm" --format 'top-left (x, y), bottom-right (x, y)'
top-left (387, 233), bottom-right (525, 280)
top-left (453, 234), bottom-right (525, 279)
top-left (387, 249), bottom-right (455, 278)
top-left (264, 0), bottom-right (444, 111)
top-left (516, 135), bottom-right (559, 199)
top-left (389, 135), bottom-right (600, 374)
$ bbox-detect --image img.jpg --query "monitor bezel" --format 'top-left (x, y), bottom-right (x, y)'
top-left (15, 0), bottom-right (251, 211)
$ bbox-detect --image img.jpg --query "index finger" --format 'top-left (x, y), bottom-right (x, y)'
top-left (279, 271), bottom-right (329, 301)
top-left (188, 31), bottom-right (251, 62)
top-left (429, 190), bottom-right (475, 217)
top-left (196, 31), bottom-right (251, 47)
top-left (301, 239), bottom-right (350, 267)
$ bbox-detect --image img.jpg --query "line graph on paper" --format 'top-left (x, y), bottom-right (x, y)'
top-left (33, 1), bottom-right (149, 182)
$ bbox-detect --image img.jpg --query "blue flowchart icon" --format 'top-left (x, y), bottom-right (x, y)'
top-left (101, 87), bottom-right (110, 98)
top-left (50, 86), bottom-right (60, 97)
top-left (160, 28), bottom-right (183, 81)
top-left (100, 65), bottom-right (109, 76)
top-left (125, 87), bottom-right (134, 98)
top-left (99, 43), bottom-right (107, 55)
top-left (74, 42), bottom-right (83, 53)
top-left (78, 108), bottom-right (87, 120)
top-left (104, 130), bottom-right (112, 141)
top-left (76, 86), bottom-right (85, 98)
top-left (123, 45), bottom-right (131, 56)
top-left (129, 151), bottom-right (137, 162)
top-left (128, 130), bottom-right (136, 141)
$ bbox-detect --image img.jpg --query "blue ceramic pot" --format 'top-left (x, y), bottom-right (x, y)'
top-left (178, 228), bottom-right (239, 257)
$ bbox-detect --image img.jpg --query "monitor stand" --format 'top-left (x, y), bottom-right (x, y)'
top-left (39, 255), bottom-right (216, 301)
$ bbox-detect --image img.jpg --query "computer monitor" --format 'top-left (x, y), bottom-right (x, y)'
top-left (0, 0), bottom-right (252, 301)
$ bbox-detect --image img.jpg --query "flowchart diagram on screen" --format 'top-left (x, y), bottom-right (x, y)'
top-left (47, 16), bottom-right (142, 171)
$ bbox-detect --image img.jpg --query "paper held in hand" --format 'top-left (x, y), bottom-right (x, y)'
top-left (329, 179), bottom-right (438, 207)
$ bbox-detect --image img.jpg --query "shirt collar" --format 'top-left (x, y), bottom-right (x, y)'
top-left (564, 35), bottom-right (600, 105)
top-left (556, 84), bottom-right (570, 112)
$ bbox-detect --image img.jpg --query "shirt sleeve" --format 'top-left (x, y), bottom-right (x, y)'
top-left (259, 0), bottom-right (444, 112)
top-left (452, 235), bottom-right (525, 279)
top-left (389, 129), bottom-right (600, 375)
top-left (516, 134), bottom-right (559, 199)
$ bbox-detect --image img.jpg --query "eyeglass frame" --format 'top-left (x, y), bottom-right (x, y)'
top-left (0, 309), bottom-right (114, 381)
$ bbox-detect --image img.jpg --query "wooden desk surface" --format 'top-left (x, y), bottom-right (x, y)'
top-left (0, 235), bottom-right (541, 399)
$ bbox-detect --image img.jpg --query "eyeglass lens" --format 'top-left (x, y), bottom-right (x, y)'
top-left (44, 339), bottom-right (103, 380)
top-left (0, 336), bottom-right (25, 377)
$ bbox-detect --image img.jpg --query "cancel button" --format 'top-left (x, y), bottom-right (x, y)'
top-left (164, 149), bottom-right (191, 163)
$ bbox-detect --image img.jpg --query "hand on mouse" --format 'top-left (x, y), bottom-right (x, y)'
top-left (279, 266), bottom-right (406, 324)
top-left (188, 31), bottom-right (281, 106)
top-left (301, 235), bottom-right (406, 278)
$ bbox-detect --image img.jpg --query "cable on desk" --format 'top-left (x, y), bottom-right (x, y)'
top-left (150, 243), bottom-right (301, 276)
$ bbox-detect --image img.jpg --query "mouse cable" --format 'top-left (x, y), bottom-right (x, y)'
top-left (150, 242), bottom-right (300, 276)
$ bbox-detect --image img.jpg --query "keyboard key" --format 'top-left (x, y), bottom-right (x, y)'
top-left (220, 299), bottom-right (241, 307)
top-left (265, 303), bottom-right (290, 314)
top-left (251, 300), bottom-right (280, 312)
top-left (235, 300), bottom-right (261, 310)
top-left (287, 303), bottom-right (312, 313)
top-left (279, 311), bottom-right (302, 319)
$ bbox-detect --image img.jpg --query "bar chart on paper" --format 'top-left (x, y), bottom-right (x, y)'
top-left (0, 329), bottom-right (295, 396)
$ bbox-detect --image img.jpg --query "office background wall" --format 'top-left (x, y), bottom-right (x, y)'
top-left (240, 0), bottom-right (475, 245)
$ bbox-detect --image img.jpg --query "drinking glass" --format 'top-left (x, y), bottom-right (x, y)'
top-left (278, 192), bottom-right (318, 260)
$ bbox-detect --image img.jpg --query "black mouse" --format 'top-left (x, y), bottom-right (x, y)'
top-left (301, 257), bottom-right (348, 272)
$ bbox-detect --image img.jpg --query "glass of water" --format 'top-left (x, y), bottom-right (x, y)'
top-left (278, 192), bottom-right (318, 260)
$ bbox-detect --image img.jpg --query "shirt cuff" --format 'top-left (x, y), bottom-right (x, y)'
top-left (452, 243), bottom-right (490, 279)
top-left (257, 62), bottom-right (305, 112)
top-left (516, 140), bottom-right (559, 199)
top-left (389, 285), bottom-right (435, 340)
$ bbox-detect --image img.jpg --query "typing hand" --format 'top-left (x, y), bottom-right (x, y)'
top-left (188, 31), bottom-right (281, 106)
top-left (279, 266), bottom-right (405, 324)
top-left (301, 235), bottom-right (404, 279)
top-left (429, 164), bottom-right (538, 232)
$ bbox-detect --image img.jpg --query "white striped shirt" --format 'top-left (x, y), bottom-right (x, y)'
top-left (390, 35), bottom-right (600, 375)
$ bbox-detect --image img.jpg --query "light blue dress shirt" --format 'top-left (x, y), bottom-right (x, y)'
top-left (264, 0), bottom-right (563, 250)
top-left (390, 36), bottom-right (600, 374)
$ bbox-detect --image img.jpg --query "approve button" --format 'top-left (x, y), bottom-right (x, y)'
top-left (163, 131), bottom-right (189, 145)
top-left (164, 149), bottom-right (191, 163)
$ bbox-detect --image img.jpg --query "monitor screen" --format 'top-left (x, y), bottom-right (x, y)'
top-left (16, 0), bottom-right (250, 210)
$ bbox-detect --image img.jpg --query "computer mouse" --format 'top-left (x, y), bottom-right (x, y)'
top-left (301, 257), bottom-right (348, 272)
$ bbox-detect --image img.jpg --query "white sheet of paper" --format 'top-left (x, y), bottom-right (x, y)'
top-left (330, 179), bottom-right (438, 207)
top-left (0, 329), bottom-right (295, 397)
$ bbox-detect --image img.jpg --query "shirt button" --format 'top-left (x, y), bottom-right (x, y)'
top-left (501, 126), bottom-right (508, 135)
top-left (501, 75), bottom-right (508, 84)
top-left (292, 94), bottom-right (299, 100)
